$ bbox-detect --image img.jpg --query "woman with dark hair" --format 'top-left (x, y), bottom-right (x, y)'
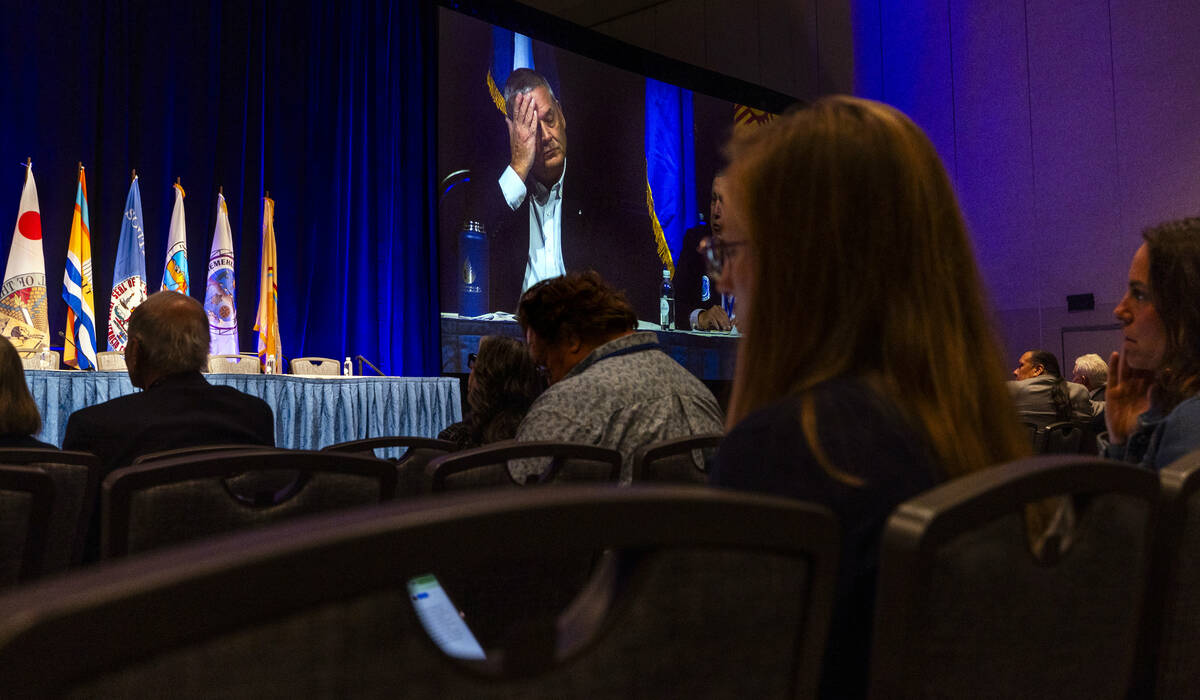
top-left (439, 335), bottom-right (544, 449)
top-left (0, 336), bottom-right (54, 449)
top-left (706, 95), bottom-right (1028, 698)
top-left (1104, 217), bottom-right (1200, 470)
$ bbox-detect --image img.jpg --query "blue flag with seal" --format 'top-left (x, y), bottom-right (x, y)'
top-left (107, 175), bottom-right (148, 351)
top-left (644, 78), bottom-right (697, 277)
top-left (487, 28), bottom-right (534, 115)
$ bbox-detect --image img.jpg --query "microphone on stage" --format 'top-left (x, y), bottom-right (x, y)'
top-left (356, 355), bottom-right (386, 376)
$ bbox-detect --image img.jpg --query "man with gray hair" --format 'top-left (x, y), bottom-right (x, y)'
top-left (481, 68), bottom-right (658, 319)
top-left (1073, 352), bottom-right (1109, 432)
top-left (63, 291), bottom-right (275, 477)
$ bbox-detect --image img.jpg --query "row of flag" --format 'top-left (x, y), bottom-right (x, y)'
top-left (1, 162), bottom-right (281, 371)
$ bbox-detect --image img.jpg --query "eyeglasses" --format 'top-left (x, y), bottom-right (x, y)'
top-left (467, 352), bottom-right (477, 370)
top-left (698, 236), bottom-right (748, 281)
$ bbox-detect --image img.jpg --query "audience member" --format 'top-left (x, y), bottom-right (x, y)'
top-left (512, 271), bottom-right (722, 483)
top-left (1073, 352), bottom-right (1109, 432)
top-left (63, 292), bottom-right (275, 475)
top-left (438, 335), bottom-right (544, 449)
top-left (0, 336), bottom-right (54, 449)
top-left (1009, 349), bottom-right (1094, 428)
top-left (1104, 217), bottom-right (1200, 470)
top-left (706, 96), bottom-right (1028, 699)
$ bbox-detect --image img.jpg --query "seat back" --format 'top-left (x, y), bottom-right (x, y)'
top-left (19, 350), bottom-right (60, 370)
top-left (1149, 449), bottom-right (1200, 697)
top-left (0, 465), bottom-right (54, 586)
top-left (426, 440), bottom-right (621, 492)
top-left (0, 486), bottom-right (839, 699)
top-left (323, 437), bottom-right (457, 497)
top-left (101, 449), bottom-right (397, 558)
top-left (0, 449), bottom-right (99, 574)
top-left (1041, 421), bottom-right (1083, 454)
top-left (631, 433), bottom-right (722, 483)
top-left (95, 351), bottom-right (127, 371)
top-left (130, 444), bottom-right (277, 465)
top-left (206, 354), bottom-right (260, 374)
top-left (869, 455), bottom-right (1158, 699)
top-left (290, 356), bottom-right (341, 375)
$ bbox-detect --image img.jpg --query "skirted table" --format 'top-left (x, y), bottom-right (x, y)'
top-left (24, 371), bottom-right (462, 453)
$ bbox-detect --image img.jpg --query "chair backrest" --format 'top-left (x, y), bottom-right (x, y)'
top-left (630, 433), bottom-right (722, 483)
top-left (101, 449), bottom-right (397, 559)
top-left (0, 485), bottom-right (839, 699)
top-left (1041, 421), bottom-right (1083, 454)
top-left (95, 351), bottom-right (127, 371)
top-left (869, 455), bottom-right (1158, 699)
top-left (19, 350), bottom-right (60, 370)
top-left (0, 465), bottom-right (54, 586)
top-left (0, 449), bottom-right (99, 574)
top-left (1149, 449), bottom-right (1200, 698)
top-left (425, 440), bottom-right (621, 493)
top-left (290, 356), bottom-right (341, 375)
top-left (323, 437), bottom-right (458, 497)
top-left (130, 444), bottom-right (277, 465)
top-left (206, 354), bottom-right (260, 374)
top-left (1020, 421), bottom-right (1041, 452)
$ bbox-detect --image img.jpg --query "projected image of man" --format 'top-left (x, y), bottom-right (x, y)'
top-left (498, 68), bottom-right (570, 293)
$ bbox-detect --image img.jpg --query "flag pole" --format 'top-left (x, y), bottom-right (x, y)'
top-left (131, 169), bottom-right (136, 182)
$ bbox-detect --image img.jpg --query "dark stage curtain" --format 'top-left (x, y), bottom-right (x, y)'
top-left (0, 0), bottom-right (439, 375)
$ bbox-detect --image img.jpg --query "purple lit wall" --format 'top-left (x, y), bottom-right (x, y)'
top-left (851, 0), bottom-right (1200, 368)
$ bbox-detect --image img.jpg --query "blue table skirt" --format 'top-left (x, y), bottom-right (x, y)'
top-left (25, 371), bottom-right (462, 453)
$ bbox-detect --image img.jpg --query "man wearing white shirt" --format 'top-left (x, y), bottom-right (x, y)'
top-left (498, 68), bottom-right (570, 292)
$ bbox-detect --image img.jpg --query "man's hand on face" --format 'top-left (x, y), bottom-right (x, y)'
top-left (506, 91), bottom-right (539, 182)
top-left (696, 305), bottom-right (733, 331)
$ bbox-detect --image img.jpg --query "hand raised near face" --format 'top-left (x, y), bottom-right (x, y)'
top-left (696, 305), bottom-right (732, 331)
top-left (1105, 350), bottom-right (1154, 445)
top-left (505, 91), bottom-right (539, 182)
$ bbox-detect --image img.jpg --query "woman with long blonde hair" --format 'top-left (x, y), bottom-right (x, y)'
top-left (707, 96), bottom-right (1027, 698)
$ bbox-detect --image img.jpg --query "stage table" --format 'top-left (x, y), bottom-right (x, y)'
top-left (440, 313), bottom-right (739, 380)
top-left (24, 371), bottom-right (462, 452)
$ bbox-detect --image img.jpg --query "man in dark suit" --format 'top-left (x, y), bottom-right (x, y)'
top-left (63, 291), bottom-right (275, 476)
top-left (676, 172), bottom-right (734, 330)
top-left (481, 68), bottom-right (659, 320)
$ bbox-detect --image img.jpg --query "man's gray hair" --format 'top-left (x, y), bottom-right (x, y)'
top-left (502, 68), bottom-right (558, 116)
top-left (128, 292), bottom-right (210, 374)
top-left (1073, 353), bottom-right (1108, 386)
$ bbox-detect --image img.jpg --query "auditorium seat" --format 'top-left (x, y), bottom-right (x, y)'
top-left (0, 485), bottom-right (838, 699)
top-left (1040, 421), bottom-right (1084, 454)
top-left (101, 448), bottom-right (397, 559)
top-left (95, 350), bottom-right (127, 371)
top-left (206, 354), bottom-right (260, 374)
top-left (1147, 449), bottom-right (1200, 697)
top-left (869, 455), bottom-right (1157, 698)
top-left (0, 465), bottom-right (54, 587)
top-left (130, 444), bottom-right (277, 465)
top-left (0, 449), bottom-right (99, 574)
top-left (424, 440), bottom-right (621, 492)
top-left (289, 357), bottom-right (340, 375)
top-left (1021, 421), bottom-right (1040, 451)
top-left (630, 433), bottom-right (721, 483)
top-left (322, 436), bottom-right (457, 497)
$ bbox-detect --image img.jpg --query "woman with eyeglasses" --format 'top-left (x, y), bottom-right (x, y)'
top-left (438, 335), bottom-right (545, 449)
top-left (0, 336), bottom-right (54, 449)
top-left (707, 96), bottom-right (1028, 698)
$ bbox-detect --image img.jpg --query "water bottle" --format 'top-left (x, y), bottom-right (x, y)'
top-left (343, 356), bottom-right (353, 376)
top-left (265, 355), bottom-right (276, 375)
top-left (458, 220), bottom-right (489, 318)
top-left (39, 347), bottom-right (50, 370)
top-left (659, 267), bottom-right (675, 331)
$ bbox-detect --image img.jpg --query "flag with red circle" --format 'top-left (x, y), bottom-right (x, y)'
top-left (1, 163), bottom-right (49, 355)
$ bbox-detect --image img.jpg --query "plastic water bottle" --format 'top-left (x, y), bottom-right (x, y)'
top-left (659, 267), bottom-right (675, 331)
top-left (458, 220), bottom-right (489, 318)
top-left (343, 357), bottom-right (353, 376)
top-left (265, 355), bottom-right (275, 375)
top-left (39, 347), bottom-right (50, 370)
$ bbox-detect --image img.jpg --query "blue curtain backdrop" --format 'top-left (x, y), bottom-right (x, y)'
top-left (0, 0), bottom-right (438, 376)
